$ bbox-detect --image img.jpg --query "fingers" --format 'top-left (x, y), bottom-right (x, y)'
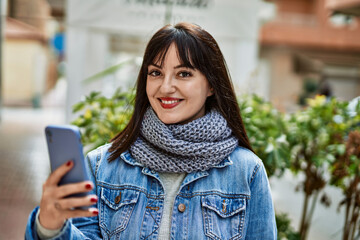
top-left (51, 195), bottom-right (99, 221)
top-left (44, 160), bottom-right (94, 198)
top-left (47, 160), bottom-right (73, 186)
top-left (39, 160), bottom-right (99, 229)
top-left (39, 193), bottom-right (99, 229)
top-left (56, 181), bottom-right (94, 198)
top-left (61, 207), bottom-right (99, 220)
top-left (39, 205), bottom-right (99, 229)
top-left (56, 195), bottom-right (98, 209)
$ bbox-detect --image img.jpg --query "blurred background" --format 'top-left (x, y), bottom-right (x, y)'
top-left (0, 0), bottom-right (359, 239)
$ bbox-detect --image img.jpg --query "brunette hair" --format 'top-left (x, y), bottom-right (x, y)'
top-left (108, 22), bottom-right (252, 161)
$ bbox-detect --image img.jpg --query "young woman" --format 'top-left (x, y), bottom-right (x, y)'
top-left (26, 22), bottom-right (277, 239)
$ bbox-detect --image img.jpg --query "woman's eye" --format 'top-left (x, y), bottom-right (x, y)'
top-left (148, 70), bottom-right (161, 77)
top-left (178, 71), bottom-right (192, 78)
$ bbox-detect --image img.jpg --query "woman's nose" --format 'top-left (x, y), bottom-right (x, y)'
top-left (159, 75), bottom-right (176, 93)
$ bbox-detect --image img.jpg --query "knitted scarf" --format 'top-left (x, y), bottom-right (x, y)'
top-left (129, 107), bottom-right (238, 173)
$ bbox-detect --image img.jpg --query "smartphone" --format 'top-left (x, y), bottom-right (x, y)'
top-left (45, 125), bottom-right (90, 196)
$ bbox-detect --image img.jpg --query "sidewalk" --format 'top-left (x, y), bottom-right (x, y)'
top-left (0, 107), bottom-right (65, 240)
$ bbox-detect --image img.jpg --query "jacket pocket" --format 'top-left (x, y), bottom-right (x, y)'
top-left (201, 195), bottom-right (246, 240)
top-left (99, 187), bottom-right (140, 237)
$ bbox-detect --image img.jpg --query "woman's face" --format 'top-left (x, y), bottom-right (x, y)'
top-left (146, 43), bottom-right (213, 124)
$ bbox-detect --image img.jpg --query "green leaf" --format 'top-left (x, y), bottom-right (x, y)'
top-left (72, 102), bottom-right (85, 113)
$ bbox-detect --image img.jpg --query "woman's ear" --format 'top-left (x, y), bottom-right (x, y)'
top-left (208, 87), bottom-right (214, 97)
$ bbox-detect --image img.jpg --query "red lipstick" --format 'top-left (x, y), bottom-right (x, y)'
top-left (159, 97), bottom-right (182, 109)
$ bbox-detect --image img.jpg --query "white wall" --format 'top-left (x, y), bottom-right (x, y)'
top-left (66, 0), bottom-right (272, 122)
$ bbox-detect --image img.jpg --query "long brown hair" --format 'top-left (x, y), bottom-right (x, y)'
top-left (108, 22), bottom-right (253, 161)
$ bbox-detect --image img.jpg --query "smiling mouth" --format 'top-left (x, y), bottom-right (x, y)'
top-left (158, 98), bottom-right (183, 109)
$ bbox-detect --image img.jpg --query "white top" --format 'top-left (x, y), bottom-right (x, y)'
top-left (157, 172), bottom-right (187, 240)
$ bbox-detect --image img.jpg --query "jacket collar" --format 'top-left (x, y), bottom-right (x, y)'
top-left (121, 150), bottom-right (234, 189)
top-left (120, 151), bottom-right (144, 167)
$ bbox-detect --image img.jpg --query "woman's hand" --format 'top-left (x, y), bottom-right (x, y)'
top-left (38, 160), bottom-right (99, 230)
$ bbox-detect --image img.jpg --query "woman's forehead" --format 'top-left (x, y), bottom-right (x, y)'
top-left (150, 43), bottom-right (193, 68)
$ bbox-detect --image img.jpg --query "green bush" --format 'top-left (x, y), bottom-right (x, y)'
top-left (239, 95), bottom-right (290, 178)
top-left (276, 213), bottom-right (300, 240)
top-left (286, 96), bottom-right (358, 239)
top-left (71, 89), bottom-right (135, 151)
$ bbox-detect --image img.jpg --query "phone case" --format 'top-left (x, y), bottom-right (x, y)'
top-left (45, 125), bottom-right (90, 194)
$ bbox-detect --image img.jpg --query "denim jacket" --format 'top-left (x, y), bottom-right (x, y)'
top-left (26, 144), bottom-right (277, 240)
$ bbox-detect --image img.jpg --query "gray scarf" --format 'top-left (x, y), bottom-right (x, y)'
top-left (129, 107), bottom-right (238, 173)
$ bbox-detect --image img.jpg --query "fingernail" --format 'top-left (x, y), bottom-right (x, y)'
top-left (66, 160), bottom-right (72, 166)
top-left (85, 183), bottom-right (92, 189)
top-left (92, 210), bottom-right (99, 215)
top-left (90, 197), bottom-right (98, 203)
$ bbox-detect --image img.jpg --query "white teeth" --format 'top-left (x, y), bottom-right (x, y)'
top-left (161, 99), bottom-right (180, 104)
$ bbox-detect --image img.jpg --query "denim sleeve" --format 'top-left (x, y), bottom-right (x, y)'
top-left (245, 161), bottom-right (277, 240)
top-left (25, 152), bottom-right (103, 240)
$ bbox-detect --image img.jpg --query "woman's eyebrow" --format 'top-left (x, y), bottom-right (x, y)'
top-left (149, 63), bottom-right (194, 69)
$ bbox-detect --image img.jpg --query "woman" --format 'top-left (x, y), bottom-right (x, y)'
top-left (26, 22), bottom-right (277, 239)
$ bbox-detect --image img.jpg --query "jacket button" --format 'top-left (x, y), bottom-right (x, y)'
top-left (178, 203), bottom-right (186, 213)
top-left (115, 194), bottom-right (121, 204)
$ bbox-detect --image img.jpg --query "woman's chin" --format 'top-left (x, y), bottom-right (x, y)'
top-left (159, 117), bottom-right (181, 125)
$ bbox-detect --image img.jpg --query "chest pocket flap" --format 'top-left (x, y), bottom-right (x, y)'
top-left (202, 195), bottom-right (246, 218)
top-left (101, 187), bottom-right (140, 210)
top-left (100, 187), bottom-right (140, 237)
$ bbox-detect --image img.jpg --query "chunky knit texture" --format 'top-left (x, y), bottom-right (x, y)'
top-left (129, 107), bottom-right (238, 173)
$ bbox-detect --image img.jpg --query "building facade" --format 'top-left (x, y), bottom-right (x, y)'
top-left (65, 0), bottom-right (269, 121)
top-left (260, 0), bottom-right (360, 111)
